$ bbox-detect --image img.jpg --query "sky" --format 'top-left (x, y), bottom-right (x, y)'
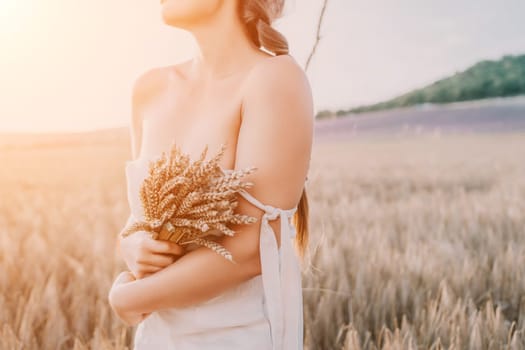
top-left (0, 0), bottom-right (524, 133)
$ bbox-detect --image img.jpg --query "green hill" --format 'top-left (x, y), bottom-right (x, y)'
top-left (329, 54), bottom-right (525, 116)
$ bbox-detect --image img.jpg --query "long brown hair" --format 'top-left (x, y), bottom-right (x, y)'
top-left (238, 0), bottom-right (309, 261)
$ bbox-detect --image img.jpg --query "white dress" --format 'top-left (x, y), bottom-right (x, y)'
top-left (124, 153), bottom-right (304, 350)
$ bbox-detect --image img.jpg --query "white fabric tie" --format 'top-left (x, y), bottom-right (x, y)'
top-left (237, 190), bottom-right (303, 350)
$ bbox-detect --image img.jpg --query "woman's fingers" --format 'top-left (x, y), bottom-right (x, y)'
top-left (133, 264), bottom-right (163, 279)
top-left (145, 237), bottom-right (185, 256)
top-left (138, 252), bottom-right (175, 268)
top-left (126, 235), bottom-right (188, 278)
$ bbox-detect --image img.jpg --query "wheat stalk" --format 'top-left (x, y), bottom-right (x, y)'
top-left (120, 142), bottom-right (258, 263)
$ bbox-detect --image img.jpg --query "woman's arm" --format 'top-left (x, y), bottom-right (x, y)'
top-left (109, 55), bottom-right (314, 318)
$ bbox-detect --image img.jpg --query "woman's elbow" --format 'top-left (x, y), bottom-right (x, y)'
top-left (108, 285), bottom-right (141, 326)
top-left (109, 286), bottom-right (126, 314)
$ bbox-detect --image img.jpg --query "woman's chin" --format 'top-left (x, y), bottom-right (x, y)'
top-left (161, 13), bottom-right (184, 28)
top-left (161, 10), bottom-right (192, 29)
top-left (160, 0), bottom-right (219, 28)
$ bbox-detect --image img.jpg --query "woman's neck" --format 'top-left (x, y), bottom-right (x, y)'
top-left (187, 4), bottom-right (262, 81)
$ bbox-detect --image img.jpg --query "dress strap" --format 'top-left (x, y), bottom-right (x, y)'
top-left (220, 167), bottom-right (304, 349)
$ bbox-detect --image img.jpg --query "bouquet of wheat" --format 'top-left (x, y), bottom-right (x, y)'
top-left (120, 142), bottom-right (258, 264)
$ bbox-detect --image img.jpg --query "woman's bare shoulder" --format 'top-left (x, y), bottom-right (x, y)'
top-left (131, 60), bottom-right (190, 106)
top-left (128, 61), bottom-right (190, 156)
top-left (242, 54), bottom-right (314, 124)
top-left (246, 54), bottom-right (306, 84)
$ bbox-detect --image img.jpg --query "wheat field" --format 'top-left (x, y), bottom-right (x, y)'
top-left (1, 131), bottom-right (524, 349)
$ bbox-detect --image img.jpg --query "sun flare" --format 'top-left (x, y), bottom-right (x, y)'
top-left (0, 0), bottom-right (33, 34)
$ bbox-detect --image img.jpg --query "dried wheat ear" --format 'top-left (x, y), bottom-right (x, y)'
top-left (120, 142), bottom-right (258, 263)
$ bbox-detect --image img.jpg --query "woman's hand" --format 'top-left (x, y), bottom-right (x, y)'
top-left (109, 271), bottom-right (150, 326)
top-left (118, 229), bottom-right (186, 279)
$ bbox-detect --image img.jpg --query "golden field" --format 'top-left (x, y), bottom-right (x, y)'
top-left (1, 130), bottom-right (524, 349)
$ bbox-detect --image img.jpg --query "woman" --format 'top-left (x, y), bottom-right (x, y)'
top-left (108, 0), bottom-right (314, 349)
